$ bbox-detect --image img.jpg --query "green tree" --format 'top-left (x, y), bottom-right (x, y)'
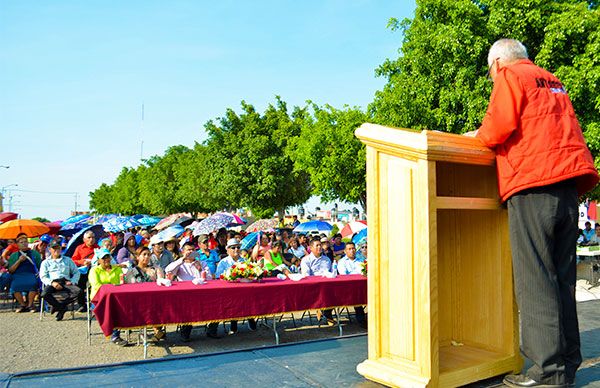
top-left (292, 103), bottom-right (369, 210)
top-left (204, 98), bottom-right (312, 218)
top-left (371, 0), bottom-right (600, 196)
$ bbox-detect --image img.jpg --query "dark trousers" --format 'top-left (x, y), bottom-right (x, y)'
top-left (77, 273), bottom-right (88, 306)
top-left (41, 283), bottom-right (81, 311)
top-left (508, 181), bottom-right (581, 384)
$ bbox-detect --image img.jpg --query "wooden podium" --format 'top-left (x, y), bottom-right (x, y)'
top-left (355, 124), bottom-right (522, 387)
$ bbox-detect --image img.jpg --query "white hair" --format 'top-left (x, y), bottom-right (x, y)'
top-left (487, 39), bottom-right (528, 67)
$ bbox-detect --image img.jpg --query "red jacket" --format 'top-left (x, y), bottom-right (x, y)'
top-left (477, 59), bottom-right (598, 202)
top-left (71, 243), bottom-right (99, 267)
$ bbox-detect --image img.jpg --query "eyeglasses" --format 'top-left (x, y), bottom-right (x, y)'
top-left (230, 246), bottom-right (241, 250)
top-left (486, 58), bottom-right (499, 81)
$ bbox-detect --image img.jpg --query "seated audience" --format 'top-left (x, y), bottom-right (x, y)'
top-left (337, 242), bottom-right (367, 328)
top-left (215, 238), bottom-right (257, 334)
top-left (165, 241), bottom-right (211, 342)
top-left (39, 239), bottom-right (81, 321)
top-left (89, 248), bottom-right (128, 346)
top-left (8, 233), bottom-right (42, 313)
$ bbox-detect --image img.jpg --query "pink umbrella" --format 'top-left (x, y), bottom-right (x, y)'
top-left (0, 212), bottom-right (18, 223)
top-left (154, 213), bottom-right (192, 230)
top-left (340, 220), bottom-right (367, 238)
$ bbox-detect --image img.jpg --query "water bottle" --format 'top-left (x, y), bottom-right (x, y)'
top-left (332, 261), bottom-right (338, 277)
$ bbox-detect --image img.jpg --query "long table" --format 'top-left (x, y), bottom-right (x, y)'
top-left (92, 275), bottom-right (367, 356)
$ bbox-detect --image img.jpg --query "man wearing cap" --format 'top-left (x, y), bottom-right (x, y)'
top-left (215, 238), bottom-right (258, 334)
top-left (150, 241), bottom-right (173, 270)
top-left (39, 240), bottom-right (81, 321)
top-left (197, 234), bottom-right (219, 277)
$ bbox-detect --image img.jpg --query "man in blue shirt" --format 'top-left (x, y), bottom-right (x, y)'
top-left (39, 239), bottom-right (81, 321)
top-left (197, 234), bottom-right (220, 277)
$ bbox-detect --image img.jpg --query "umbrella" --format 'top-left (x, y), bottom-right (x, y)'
top-left (60, 214), bottom-right (92, 226)
top-left (135, 215), bottom-right (163, 227)
top-left (149, 225), bottom-right (185, 245)
top-left (192, 212), bottom-right (246, 236)
top-left (245, 218), bottom-right (278, 232)
top-left (241, 232), bottom-right (259, 251)
top-left (0, 212), bottom-right (18, 223)
top-left (94, 214), bottom-right (119, 224)
top-left (0, 219), bottom-right (50, 239)
top-left (154, 213), bottom-right (192, 230)
top-left (352, 228), bottom-right (368, 244)
top-left (293, 220), bottom-right (333, 235)
top-left (102, 216), bottom-right (141, 233)
top-left (340, 220), bottom-right (367, 238)
top-left (44, 221), bottom-right (62, 235)
top-left (64, 224), bottom-right (105, 257)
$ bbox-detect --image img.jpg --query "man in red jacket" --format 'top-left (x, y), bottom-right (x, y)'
top-left (71, 230), bottom-right (99, 312)
top-left (470, 39), bottom-right (599, 388)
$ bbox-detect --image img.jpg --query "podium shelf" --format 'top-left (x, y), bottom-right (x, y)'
top-left (439, 345), bottom-right (519, 386)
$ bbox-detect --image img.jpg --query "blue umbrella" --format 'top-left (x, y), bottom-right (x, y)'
top-left (352, 228), bottom-right (367, 244)
top-left (61, 214), bottom-right (92, 227)
top-left (102, 216), bottom-right (141, 232)
top-left (150, 224), bottom-right (184, 245)
top-left (65, 224), bottom-right (105, 257)
top-left (241, 232), bottom-right (259, 251)
top-left (136, 215), bottom-right (163, 227)
top-left (94, 214), bottom-right (119, 224)
top-left (293, 220), bottom-right (333, 234)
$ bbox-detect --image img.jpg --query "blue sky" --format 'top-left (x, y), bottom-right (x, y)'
top-left (0, 1), bottom-right (416, 220)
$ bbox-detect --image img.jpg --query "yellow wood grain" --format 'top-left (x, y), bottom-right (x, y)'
top-left (355, 124), bottom-right (522, 387)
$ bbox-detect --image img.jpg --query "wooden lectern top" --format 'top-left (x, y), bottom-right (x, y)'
top-left (355, 123), bottom-right (495, 166)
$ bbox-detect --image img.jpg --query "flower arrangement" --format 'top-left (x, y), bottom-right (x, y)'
top-left (360, 261), bottom-right (368, 276)
top-left (220, 261), bottom-right (267, 282)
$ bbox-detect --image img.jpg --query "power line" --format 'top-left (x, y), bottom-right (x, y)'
top-left (12, 188), bottom-right (78, 195)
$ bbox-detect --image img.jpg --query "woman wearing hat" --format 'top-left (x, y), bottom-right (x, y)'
top-left (7, 233), bottom-right (42, 312)
top-left (89, 248), bottom-right (128, 346)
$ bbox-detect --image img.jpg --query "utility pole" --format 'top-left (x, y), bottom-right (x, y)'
top-left (140, 103), bottom-right (144, 162)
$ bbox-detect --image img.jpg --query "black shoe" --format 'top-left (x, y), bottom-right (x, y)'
top-left (248, 319), bottom-right (257, 331)
top-left (180, 326), bottom-right (192, 342)
top-left (503, 374), bottom-right (567, 388)
top-left (55, 309), bottom-right (66, 321)
top-left (77, 306), bottom-right (87, 313)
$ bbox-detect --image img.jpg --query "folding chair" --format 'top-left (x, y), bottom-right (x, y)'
top-left (39, 291), bottom-right (76, 321)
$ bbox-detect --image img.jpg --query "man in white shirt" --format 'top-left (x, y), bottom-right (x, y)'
top-left (300, 238), bottom-right (335, 325)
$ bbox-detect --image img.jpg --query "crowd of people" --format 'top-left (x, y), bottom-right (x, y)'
top-left (0, 223), bottom-right (368, 345)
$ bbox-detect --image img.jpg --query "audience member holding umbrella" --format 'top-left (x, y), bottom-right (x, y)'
top-left (8, 233), bottom-right (42, 313)
top-left (116, 232), bottom-right (138, 265)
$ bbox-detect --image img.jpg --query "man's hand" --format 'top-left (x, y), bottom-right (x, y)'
top-left (51, 281), bottom-right (63, 290)
top-left (65, 281), bottom-right (72, 286)
top-left (464, 130), bottom-right (478, 137)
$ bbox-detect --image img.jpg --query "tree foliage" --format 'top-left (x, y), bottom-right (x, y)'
top-left (292, 103), bottom-right (369, 210)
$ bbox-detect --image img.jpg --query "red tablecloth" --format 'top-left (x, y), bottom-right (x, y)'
top-left (92, 275), bottom-right (367, 336)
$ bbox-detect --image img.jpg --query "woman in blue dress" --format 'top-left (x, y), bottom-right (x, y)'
top-left (7, 233), bottom-right (41, 312)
